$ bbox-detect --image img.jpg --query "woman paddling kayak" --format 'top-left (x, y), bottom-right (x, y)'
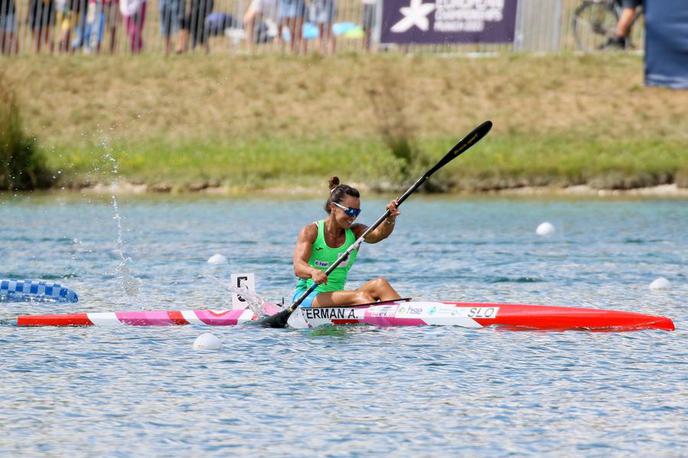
top-left (292, 177), bottom-right (402, 308)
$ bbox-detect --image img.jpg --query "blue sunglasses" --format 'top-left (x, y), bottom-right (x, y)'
top-left (333, 202), bottom-right (362, 218)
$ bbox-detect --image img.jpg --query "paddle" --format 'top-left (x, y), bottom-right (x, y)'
top-left (258, 120), bottom-right (493, 328)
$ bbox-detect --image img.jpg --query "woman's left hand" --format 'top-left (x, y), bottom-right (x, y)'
top-left (386, 200), bottom-right (400, 220)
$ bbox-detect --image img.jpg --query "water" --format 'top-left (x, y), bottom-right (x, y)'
top-left (1, 194), bottom-right (686, 456)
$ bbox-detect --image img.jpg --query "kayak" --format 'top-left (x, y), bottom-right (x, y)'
top-left (15, 300), bottom-right (675, 331)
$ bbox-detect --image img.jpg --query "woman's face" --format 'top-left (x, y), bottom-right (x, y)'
top-left (330, 195), bottom-right (361, 228)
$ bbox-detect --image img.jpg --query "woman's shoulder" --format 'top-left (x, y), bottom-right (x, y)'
top-left (299, 221), bottom-right (319, 240)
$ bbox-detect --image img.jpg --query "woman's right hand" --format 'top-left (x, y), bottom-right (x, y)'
top-left (311, 269), bottom-right (328, 285)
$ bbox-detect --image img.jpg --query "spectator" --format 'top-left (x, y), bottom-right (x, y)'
top-left (28, 0), bottom-right (56, 53)
top-left (0, 0), bottom-right (19, 54)
top-left (55, 0), bottom-right (76, 52)
top-left (159, 0), bottom-right (181, 55)
top-left (70, 0), bottom-right (90, 51)
top-left (102, 0), bottom-right (119, 52)
top-left (119, 0), bottom-right (145, 53)
top-left (84, 0), bottom-right (119, 53)
top-left (309, 0), bottom-right (335, 54)
top-left (278, 0), bottom-right (305, 54)
top-left (83, 0), bottom-right (102, 52)
top-left (361, 0), bottom-right (375, 51)
top-left (605, 0), bottom-right (642, 49)
top-left (243, 0), bottom-right (278, 50)
top-left (177, 0), bottom-right (214, 53)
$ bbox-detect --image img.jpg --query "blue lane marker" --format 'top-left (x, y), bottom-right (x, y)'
top-left (0, 279), bottom-right (79, 303)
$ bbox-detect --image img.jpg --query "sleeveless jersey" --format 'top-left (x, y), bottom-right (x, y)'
top-left (295, 220), bottom-right (359, 293)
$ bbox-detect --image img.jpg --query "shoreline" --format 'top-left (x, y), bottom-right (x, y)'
top-left (63, 181), bottom-right (688, 198)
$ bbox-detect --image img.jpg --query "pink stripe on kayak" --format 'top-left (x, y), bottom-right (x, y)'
top-left (116, 311), bottom-right (188, 326)
top-left (194, 309), bottom-right (246, 325)
top-left (362, 308), bottom-right (426, 327)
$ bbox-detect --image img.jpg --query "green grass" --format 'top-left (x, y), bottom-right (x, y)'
top-left (46, 133), bottom-right (686, 192)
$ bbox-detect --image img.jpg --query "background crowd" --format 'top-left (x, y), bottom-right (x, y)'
top-left (0, 0), bottom-right (376, 55)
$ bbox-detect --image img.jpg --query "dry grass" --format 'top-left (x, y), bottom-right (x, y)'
top-left (2, 52), bottom-right (687, 190)
top-left (4, 53), bottom-right (686, 144)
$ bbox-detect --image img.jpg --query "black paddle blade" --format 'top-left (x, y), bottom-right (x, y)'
top-left (256, 308), bottom-right (291, 328)
top-left (426, 120), bottom-right (492, 177)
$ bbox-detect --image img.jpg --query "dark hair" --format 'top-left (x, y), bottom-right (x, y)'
top-left (324, 176), bottom-right (360, 213)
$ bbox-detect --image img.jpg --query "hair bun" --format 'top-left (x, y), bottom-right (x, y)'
top-left (328, 176), bottom-right (340, 191)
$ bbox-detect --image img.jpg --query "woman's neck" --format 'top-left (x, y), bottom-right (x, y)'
top-left (324, 216), bottom-right (344, 236)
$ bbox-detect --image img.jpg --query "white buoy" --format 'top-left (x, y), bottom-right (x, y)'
top-left (193, 333), bottom-right (222, 350)
top-left (207, 254), bottom-right (227, 265)
top-left (536, 222), bottom-right (556, 237)
top-left (649, 277), bottom-right (671, 291)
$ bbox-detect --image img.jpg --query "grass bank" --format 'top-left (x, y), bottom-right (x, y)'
top-left (3, 52), bottom-right (687, 192)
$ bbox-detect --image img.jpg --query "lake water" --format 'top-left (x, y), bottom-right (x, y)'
top-left (1, 193), bottom-right (686, 456)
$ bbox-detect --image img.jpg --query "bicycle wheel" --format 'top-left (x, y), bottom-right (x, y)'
top-left (573, 0), bottom-right (619, 52)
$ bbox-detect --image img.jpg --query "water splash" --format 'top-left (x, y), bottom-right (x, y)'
top-left (204, 272), bottom-right (276, 316)
top-left (102, 134), bottom-right (141, 299)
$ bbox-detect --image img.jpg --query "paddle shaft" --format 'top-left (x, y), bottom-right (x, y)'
top-left (260, 120), bottom-right (493, 327)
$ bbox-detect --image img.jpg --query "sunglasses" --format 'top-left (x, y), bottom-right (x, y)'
top-left (332, 202), bottom-right (362, 218)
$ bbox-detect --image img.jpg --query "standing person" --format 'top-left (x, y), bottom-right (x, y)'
top-left (177, 0), bottom-right (213, 53)
top-left (85, 0), bottom-right (119, 53)
top-left (84, 0), bottom-right (104, 52)
top-left (243, 0), bottom-right (278, 50)
top-left (309, 0), bottom-right (335, 54)
top-left (292, 177), bottom-right (402, 308)
top-left (119, 0), bottom-right (145, 53)
top-left (361, 0), bottom-right (376, 51)
top-left (0, 0), bottom-right (19, 54)
top-left (55, 0), bottom-right (75, 52)
top-left (278, 0), bottom-right (305, 54)
top-left (70, 0), bottom-right (89, 51)
top-left (605, 0), bottom-right (643, 49)
top-left (102, 0), bottom-right (119, 53)
top-left (28, 0), bottom-right (56, 53)
top-left (158, 0), bottom-right (181, 55)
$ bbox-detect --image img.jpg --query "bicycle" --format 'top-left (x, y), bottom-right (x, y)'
top-left (572, 0), bottom-right (643, 52)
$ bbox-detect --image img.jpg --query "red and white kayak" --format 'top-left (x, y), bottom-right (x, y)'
top-left (16, 300), bottom-right (675, 331)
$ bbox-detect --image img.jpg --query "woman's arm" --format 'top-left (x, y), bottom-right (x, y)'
top-left (293, 223), bottom-right (328, 284)
top-left (361, 200), bottom-right (400, 244)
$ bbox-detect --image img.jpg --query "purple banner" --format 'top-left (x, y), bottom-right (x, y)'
top-left (380, 0), bottom-right (518, 45)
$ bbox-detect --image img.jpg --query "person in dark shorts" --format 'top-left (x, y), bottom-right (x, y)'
top-left (159, 0), bottom-right (182, 55)
top-left (28, 0), bottom-right (56, 52)
top-left (177, 0), bottom-right (214, 53)
top-left (606, 0), bottom-right (643, 49)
